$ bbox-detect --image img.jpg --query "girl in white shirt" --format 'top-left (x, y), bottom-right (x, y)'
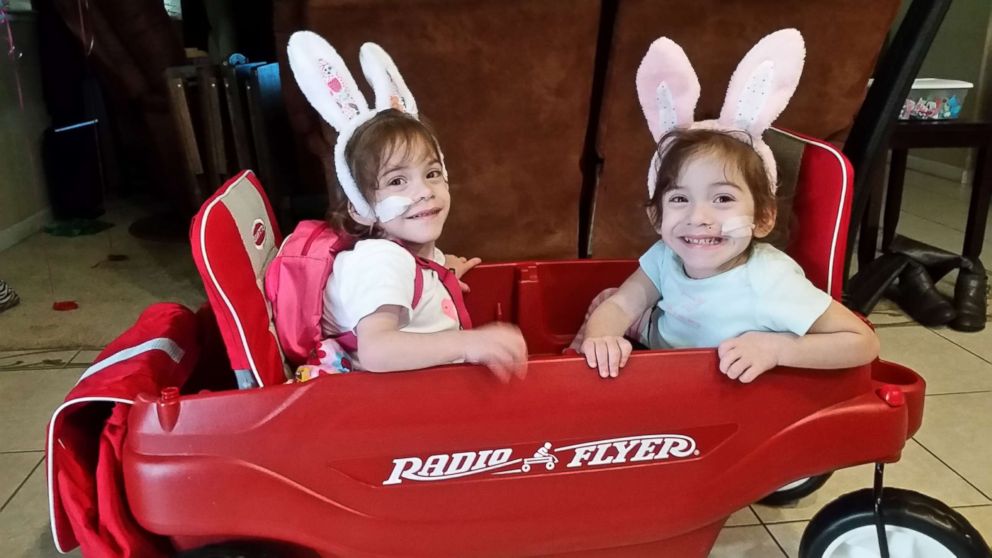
top-left (287, 33), bottom-right (526, 381)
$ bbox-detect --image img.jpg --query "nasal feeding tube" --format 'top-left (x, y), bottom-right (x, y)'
top-left (720, 215), bottom-right (755, 238)
top-left (374, 196), bottom-right (418, 222)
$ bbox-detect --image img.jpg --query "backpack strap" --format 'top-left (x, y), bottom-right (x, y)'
top-left (411, 256), bottom-right (425, 309)
top-left (413, 256), bottom-right (473, 330)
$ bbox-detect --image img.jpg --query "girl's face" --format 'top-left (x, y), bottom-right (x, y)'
top-left (657, 151), bottom-right (773, 279)
top-left (369, 138), bottom-right (450, 256)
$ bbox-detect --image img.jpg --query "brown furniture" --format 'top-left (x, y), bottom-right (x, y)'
top-left (165, 65), bottom-right (210, 208)
top-left (164, 59), bottom-right (303, 228)
top-left (273, 0), bottom-right (902, 261)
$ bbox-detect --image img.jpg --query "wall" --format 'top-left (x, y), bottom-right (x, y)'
top-left (0, 12), bottom-right (51, 252)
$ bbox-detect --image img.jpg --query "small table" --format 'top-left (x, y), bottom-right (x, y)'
top-left (858, 120), bottom-right (992, 267)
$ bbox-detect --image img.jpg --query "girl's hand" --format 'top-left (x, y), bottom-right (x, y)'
top-left (445, 254), bottom-right (482, 293)
top-left (717, 331), bottom-right (792, 383)
top-left (579, 336), bottom-right (633, 379)
top-left (462, 323), bottom-right (528, 383)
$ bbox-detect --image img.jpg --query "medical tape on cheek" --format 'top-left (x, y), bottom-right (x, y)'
top-left (720, 215), bottom-right (755, 238)
top-left (374, 196), bottom-right (416, 222)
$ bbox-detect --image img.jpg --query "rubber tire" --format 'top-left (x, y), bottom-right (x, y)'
top-left (758, 473), bottom-right (833, 506)
top-left (799, 487), bottom-right (992, 558)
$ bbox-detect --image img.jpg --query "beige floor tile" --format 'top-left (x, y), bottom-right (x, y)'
top-left (932, 325), bottom-right (992, 364)
top-left (0, 453), bottom-right (42, 507)
top-left (900, 184), bottom-right (971, 235)
top-left (901, 168), bottom-right (972, 198)
top-left (895, 212), bottom-right (966, 256)
top-left (915, 392), bottom-right (992, 497)
top-left (0, 460), bottom-right (81, 558)
top-left (725, 506), bottom-right (761, 527)
top-left (0, 205), bottom-right (205, 351)
top-left (0, 350), bottom-right (79, 371)
top-left (753, 440), bottom-right (989, 524)
top-left (0, 368), bottom-right (80, 451)
top-left (869, 299), bottom-right (915, 328)
top-left (766, 521), bottom-right (806, 558)
top-left (900, 168), bottom-right (992, 242)
top-left (876, 326), bottom-right (992, 395)
top-left (956, 504), bottom-right (992, 544)
top-left (67, 350), bottom-right (101, 368)
top-left (709, 525), bottom-right (785, 557)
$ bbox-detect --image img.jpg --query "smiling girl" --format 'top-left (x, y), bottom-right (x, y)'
top-left (287, 32), bottom-right (526, 381)
top-left (570, 30), bottom-right (878, 381)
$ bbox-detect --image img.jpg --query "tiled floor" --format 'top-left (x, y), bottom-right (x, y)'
top-left (1, 168), bottom-right (991, 557)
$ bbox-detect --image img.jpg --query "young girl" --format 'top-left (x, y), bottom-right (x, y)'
top-left (287, 32), bottom-right (526, 381)
top-left (573, 30), bottom-right (878, 381)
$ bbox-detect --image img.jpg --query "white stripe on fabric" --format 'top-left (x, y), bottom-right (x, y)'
top-left (76, 338), bottom-right (184, 384)
top-left (47, 396), bottom-right (134, 554)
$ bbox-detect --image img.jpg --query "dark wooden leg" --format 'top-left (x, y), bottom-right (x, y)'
top-left (196, 65), bottom-right (229, 192)
top-left (882, 149), bottom-right (909, 250)
top-left (858, 154), bottom-right (888, 269)
top-left (963, 145), bottom-right (992, 261)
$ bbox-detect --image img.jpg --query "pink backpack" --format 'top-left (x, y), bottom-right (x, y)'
top-left (264, 220), bottom-right (356, 366)
top-left (264, 220), bottom-right (473, 367)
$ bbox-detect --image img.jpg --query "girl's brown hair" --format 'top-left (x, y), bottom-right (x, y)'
top-left (646, 128), bottom-right (777, 241)
top-left (327, 109), bottom-right (443, 238)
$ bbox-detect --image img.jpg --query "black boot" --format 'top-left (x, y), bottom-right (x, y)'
top-left (887, 259), bottom-right (956, 327)
top-left (889, 235), bottom-right (963, 283)
top-left (845, 253), bottom-right (912, 316)
top-left (949, 259), bottom-right (988, 332)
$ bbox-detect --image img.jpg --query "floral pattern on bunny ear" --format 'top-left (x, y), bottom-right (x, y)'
top-left (386, 74), bottom-right (406, 111)
top-left (319, 59), bottom-right (361, 120)
top-left (359, 42), bottom-right (418, 116)
top-left (390, 96), bottom-right (403, 110)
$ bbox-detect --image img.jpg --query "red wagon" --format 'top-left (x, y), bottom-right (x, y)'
top-left (46, 131), bottom-right (991, 557)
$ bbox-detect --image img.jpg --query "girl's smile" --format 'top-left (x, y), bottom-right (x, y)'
top-left (404, 206), bottom-right (443, 220)
top-left (658, 152), bottom-right (771, 279)
top-left (679, 234), bottom-right (727, 247)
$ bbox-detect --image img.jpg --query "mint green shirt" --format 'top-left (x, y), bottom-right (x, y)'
top-left (638, 241), bottom-right (833, 349)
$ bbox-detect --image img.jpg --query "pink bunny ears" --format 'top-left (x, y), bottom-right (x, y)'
top-left (287, 31), bottom-right (445, 220)
top-left (637, 29), bottom-right (806, 196)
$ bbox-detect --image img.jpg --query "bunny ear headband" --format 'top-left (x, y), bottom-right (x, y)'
top-left (636, 28), bottom-right (806, 198)
top-left (287, 31), bottom-right (446, 221)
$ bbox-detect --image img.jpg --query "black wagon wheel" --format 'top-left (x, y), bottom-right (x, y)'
top-left (799, 487), bottom-right (991, 558)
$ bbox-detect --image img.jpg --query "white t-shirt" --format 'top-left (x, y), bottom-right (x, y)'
top-left (638, 241), bottom-right (833, 349)
top-left (322, 239), bottom-right (461, 338)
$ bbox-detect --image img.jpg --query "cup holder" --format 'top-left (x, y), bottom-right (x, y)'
top-left (871, 360), bottom-right (922, 387)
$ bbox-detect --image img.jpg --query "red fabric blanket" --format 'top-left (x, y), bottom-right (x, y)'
top-left (47, 303), bottom-right (200, 556)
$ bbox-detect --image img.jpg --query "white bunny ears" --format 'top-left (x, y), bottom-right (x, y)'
top-left (287, 31), bottom-right (444, 220)
top-left (637, 28), bottom-right (805, 197)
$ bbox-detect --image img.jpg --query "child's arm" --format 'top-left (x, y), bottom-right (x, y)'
top-left (355, 305), bottom-right (527, 382)
top-left (580, 269), bottom-right (661, 378)
top-left (717, 300), bottom-right (880, 383)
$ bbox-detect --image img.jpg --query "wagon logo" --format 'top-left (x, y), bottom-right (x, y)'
top-left (558, 435), bottom-right (698, 468)
top-left (382, 434), bottom-right (699, 486)
top-left (251, 219), bottom-right (266, 249)
top-left (383, 448), bottom-right (517, 485)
